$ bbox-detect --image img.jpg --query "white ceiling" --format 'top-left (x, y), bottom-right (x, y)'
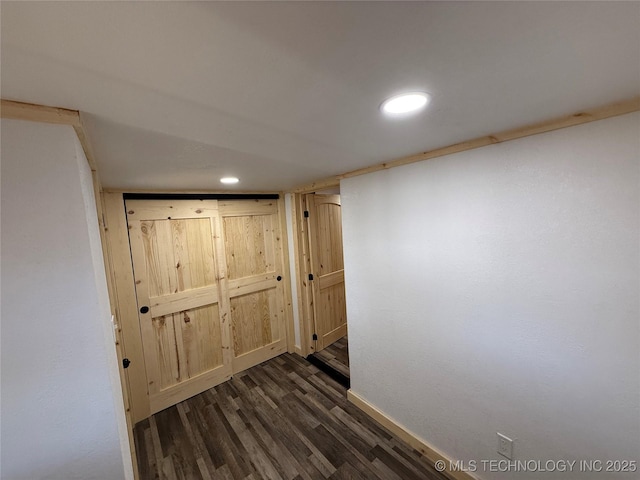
top-left (2, 2), bottom-right (639, 191)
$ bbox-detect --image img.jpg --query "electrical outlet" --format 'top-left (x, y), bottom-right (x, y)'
top-left (497, 432), bottom-right (514, 459)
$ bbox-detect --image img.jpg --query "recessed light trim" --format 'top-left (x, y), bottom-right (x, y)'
top-left (381, 92), bottom-right (430, 115)
top-left (220, 177), bottom-right (239, 184)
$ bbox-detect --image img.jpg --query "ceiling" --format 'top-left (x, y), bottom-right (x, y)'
top-left (2, 2), bottom-right (639, 191)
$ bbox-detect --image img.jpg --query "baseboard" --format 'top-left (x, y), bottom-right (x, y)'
top-left (347, 390), bottom-right (479, 480)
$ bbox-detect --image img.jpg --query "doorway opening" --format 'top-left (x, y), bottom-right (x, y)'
top-left (291, 186), bottom-right (349, 387)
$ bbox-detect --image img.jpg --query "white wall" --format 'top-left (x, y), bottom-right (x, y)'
top-left (341, 112), bottom-right (639, 480)
top-left (1, 119), bottom-right (130, 479)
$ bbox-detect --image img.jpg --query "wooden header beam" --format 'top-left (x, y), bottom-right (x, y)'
top-left (1, 99), bottom-right (80, 127)
top-left (1, 99), bottom-right (98, 170)
top-left (292, 96), bottom-right (640, 193)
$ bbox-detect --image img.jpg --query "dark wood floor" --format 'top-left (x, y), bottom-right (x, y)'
top-left (134, 353), bottom-right (446, 480)
top-left (312, 337), bottom-right (349, 379)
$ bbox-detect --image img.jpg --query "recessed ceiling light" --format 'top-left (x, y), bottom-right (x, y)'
top-left (381, 92), bottom-right (430, 115)
top-left (220, 177), bottom-right (239, 184)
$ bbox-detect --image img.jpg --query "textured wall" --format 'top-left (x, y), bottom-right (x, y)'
top-left (1, 119), bottom-right (128, 479)
top-left (341, 112), bottom-right (639, 479)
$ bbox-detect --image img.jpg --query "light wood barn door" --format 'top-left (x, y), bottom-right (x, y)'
top-left (306, 194), bottom-right (347, 351)
top-left (219, 200), bottom-right (288, 373)
top-left (126, 200), bottom-right (231, 415)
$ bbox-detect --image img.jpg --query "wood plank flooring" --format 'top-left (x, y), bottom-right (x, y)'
top-left (134, 353), bottom-right (447, 480)
top-left (312, 336), bottom-right (349, 379)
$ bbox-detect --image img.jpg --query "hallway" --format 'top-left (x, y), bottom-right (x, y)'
top-left (134, 353), bottom-right (446, 480)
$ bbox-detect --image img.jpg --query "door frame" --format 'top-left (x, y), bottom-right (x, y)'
top-left (102, 191), bottom-right (296, 424)
top-left (288, 181), bottom-right (344, 357)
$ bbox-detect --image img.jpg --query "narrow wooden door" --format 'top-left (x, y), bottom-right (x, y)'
top-left (219, 200), bottom-right (288, 373)
top-left (306, 194), bottom-right (347, 351)
top-left (126, 200), bottom-right (231, 415)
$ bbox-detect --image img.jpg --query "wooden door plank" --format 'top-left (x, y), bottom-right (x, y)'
top-left (184, 304), bottom-right (223, 376)
top-left (154, 220), bottom-right (179, 296)
top-left (228, 272), bottom-right (277, 292)
top-left (305, 194), bottom-right (323, 350)
top-left (277, 195), bottom-right (296, 354)
top-left (104, 192), bottom-right (150, 423)
top-left (218, 199), bottom-right (278, 217)
top-left (126, 201), bottom-right (219, 221)
top-left (231, 341), bottom-right (288, 373)
top-left (171, 219), bottom-right (192, 293)
top-left (185, 217), bottom-right (216, 289)
top-left (263, 214), bottom-right (282, 343)
top-left (149, 285), bottom-right (219, 318)
top-left (128, 219), bottom-right (163, 397)
top-left (318, 270), bottom-right (345, 290)
top-left (211, 214), bottom-right (233, 374)
top-left (149, 363), bottom-right (231, 414)
top-left (293, 193), bottom-right (315, 356)
top-left (155, 313), bottom-right (181, 388)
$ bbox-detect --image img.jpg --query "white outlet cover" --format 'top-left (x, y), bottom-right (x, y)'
top-left (497, 432), bottom-right (514, 459)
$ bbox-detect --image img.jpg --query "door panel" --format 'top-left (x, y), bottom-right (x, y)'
top-left (307, 194), bottom-right (347, 351)
top-left (127, 200), bottom-right (231, 415)
top-left (230, 290), bottom-right (276, 355)
top-left (220, 200), bottom-right (287, 372)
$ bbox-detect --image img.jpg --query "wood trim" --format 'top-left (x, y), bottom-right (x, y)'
top-left (105, 188), bottom-right (280, 195)
top-left (227, 277), bottom-right (277, 299)
top-left (347, 390), bottom-right (479, 480)
top-left (0, 99), bottom-right (80, 126)
top-left (292, 178), bottom-right (340, 195)
top-left (322, 324), bottom-right (348, 347)
top-left (149, 365), bottom-right (231, 415)
top-left (93, 171), bottom-right (139, 480)
top-left (211, 213), bottom-right (234, 384)
top-left (318, 269), bottom-right (345, 290)
top-left (294, 193), bottom-right (316, 356)
top-left (304, 194), bottom-right (322, 351)
top-left (218, 199), bottom-right (278, 217)
top-left (292, 96), bottom-right (640, 193)
top-left (71, 128), bottom-right (138, 477)
top-left (126, 201), bottom-right (220, 221)
top-left (277, 195), bottom-right (297, 354)
top-left (231, 340), bottom-right (288, 373)
top-left (104, 192), bottom-right (151, 423)
top-left (289, 193), bottom-right (310, 356)
top-left (75, 112), bottom-right (98, 171)
top-left (0, 100), bottom-right (98, 172)
top-left (149, 285), bottom-right (219, 318)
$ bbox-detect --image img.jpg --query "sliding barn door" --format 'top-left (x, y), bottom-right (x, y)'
top-left (306, 194), bottom-right (347, 351)
top-left (126, 200), bottom-right (231, 415)
top-left (219, 200), bottom-right (288, 373)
